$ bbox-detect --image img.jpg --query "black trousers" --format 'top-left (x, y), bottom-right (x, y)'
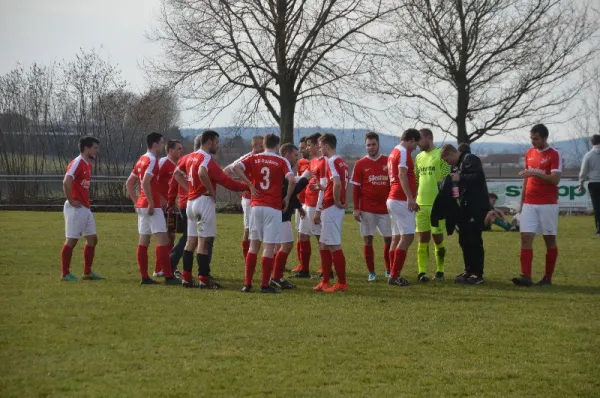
top-left (170, 208), bottom-right (188, 270)
top-left (589, 182), bottom-right (600, 234)
top-left (457, 211), bottom-right (486, 277)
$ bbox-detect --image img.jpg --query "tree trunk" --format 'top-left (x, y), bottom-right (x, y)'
top-left (279, 83), bottom-right (296, 144)
top-left (456, 83), bottom-right (469, 144)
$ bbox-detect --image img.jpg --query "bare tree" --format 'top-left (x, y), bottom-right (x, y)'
top-left (149, 0), bottom-right (398, 143)
top-left (376, 0), bottom-right (599, 143)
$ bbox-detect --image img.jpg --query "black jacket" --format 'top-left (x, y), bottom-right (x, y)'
top-left (455, 152), bottom-right (490, 219)
top-left (431, 176), bottom-right (460, 235)
top-left (282, 177), bottom-right (310, 222)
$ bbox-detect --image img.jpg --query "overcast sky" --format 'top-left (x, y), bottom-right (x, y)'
top-left (0, 0), bottom-right (591, 142)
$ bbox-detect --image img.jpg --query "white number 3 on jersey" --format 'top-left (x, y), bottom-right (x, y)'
top-left (260, 167), bottom-right (270, 190)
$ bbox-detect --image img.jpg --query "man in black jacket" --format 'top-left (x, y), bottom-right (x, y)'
top-left (440, 144), bottom-right (490, 284)
top-left (270, 143), bottom-right (312, 290)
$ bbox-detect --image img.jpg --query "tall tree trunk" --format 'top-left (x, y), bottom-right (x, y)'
top-left (279, 83), bottom-right (296, 144)
top-left (456, 83), bottom-right (469, 144)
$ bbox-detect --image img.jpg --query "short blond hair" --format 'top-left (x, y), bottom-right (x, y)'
top-left (440, 144), bottom-right (458, 158)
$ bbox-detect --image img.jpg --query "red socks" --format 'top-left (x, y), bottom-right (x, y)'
top-left (261, 256), bottom-right (274, 288)
top-left (137, 245), bottom-right (149, 279)
top-left (332, 250), bottom-right (347, 284)
top-left (384, 243), bottom-right (391, 272)
top-left (300, 241), bottom-right (312, 271)
top-left (242, 240), bottom-right (250, 259)
top-left (295, 242), bottom-right (302, 268)
top-left (154, 246), bottom-right (161, 274)
top-left (157, 245), bottom-right (173, 278)
top-left (273, 251), bottom-right (289, 281)
top-left (319, 249), bottom-right (333, 284)
top-left (545, 248), bottom-right (558, 280)
top-left (61, 245), bottom-right (73, 277)
top-left (364, 245), bottom-right (375, 273)
top-left (520, 249), bottom-right (533, 278)
top-left (390, 249), bottom-right (406, 279)
top-left (244, 252), bottom-right (257, 285)
top-left (83, 245), bottom-right (95, 275)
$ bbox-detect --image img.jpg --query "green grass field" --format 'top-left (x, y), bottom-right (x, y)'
top-left (1, 212), bottom-right (599, 397)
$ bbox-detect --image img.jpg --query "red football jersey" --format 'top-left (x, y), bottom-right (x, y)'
top-left (157, 156), bottom-right (177, 201)
top-left (303, 157), bottom-right (327, 207)
top-left (186, 150), bottom-right (213, 200)
top-left (230, 152), bottom-right (255, 200)
top-left (132, 153), bottom-right (161, 208)
top-left (65, 155), bottom-right (92, 208)
top-left (387, 145), bottom-right (416, 201)
top-left (169, 154), bottom-right (190, 208)
top-left (296, 158), bottom-right (311, 204)
top-left (351, 155), bottom-right (390, 214)
top-left (524, 146), bottom-right (562, 205)
top-left (322, 155), bottom-right (350, 210)
top-left (240, 151), bottom-right (293, 210)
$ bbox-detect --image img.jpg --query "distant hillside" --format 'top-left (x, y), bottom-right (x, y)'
top-left (181, 127), bottom-right (590, 166)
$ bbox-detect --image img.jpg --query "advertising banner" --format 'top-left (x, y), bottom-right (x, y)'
top-left (486, 179), bottom-right (593, 211)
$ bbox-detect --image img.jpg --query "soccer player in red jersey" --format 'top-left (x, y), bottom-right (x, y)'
top-left (223, 135), bottom-right (264, 260)
top-left (233, 133), bottom-right (296, 293)
top-left (152, 139), bottom-right (183, 277)
top-left (350, 132), bottom-right (392, 282)
top-left (173, 131), bottom-right (252, 288)
top-left (294, 133), bottom-right (327, 278)
top-left (294, 136), bottom-right (311, 269)
top-left (386, 128), bottom-right (421, 287)
top-left (60, 136), bottom-right (103, 281)
top-left (125, 132), bottom-right (179, 285)
top-left (313, 133), bottom-right (350, 293)
top-left (513, 124), bottom-right (562, 286)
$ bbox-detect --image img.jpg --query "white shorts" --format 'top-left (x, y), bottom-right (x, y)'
top-left (249, 206), bottom-right (282, 244)
top-left (64, 201), bottom-right (96, 238)
top-left (187, 196), bottom-right (217, 238)
top-left (137, 207), bottom-right (167, 235)
top-left (242, 197), bottom-right (251, 229)
top-left (295, 209), bottom-right (302, 230)
top-left (319, 206), bottom-right (345, 246)
top-left (298, 205), bottom-right (322, 236)
top-left (387, 199), bottom-right (416, 235)
top-left (520, 204), bottom-right (559, 235)
top-left (280, 221), bottom-right (294, 244)
top-left (360, 211), bottom-right (392, 237)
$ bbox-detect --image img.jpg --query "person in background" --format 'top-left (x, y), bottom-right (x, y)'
top-left (484, 193), bottom-right (511, 231)
top-left (578, 134), bottom-right (600, 236)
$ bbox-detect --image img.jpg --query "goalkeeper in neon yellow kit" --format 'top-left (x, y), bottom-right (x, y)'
top-left (414, 128), bottom-right (451, 281)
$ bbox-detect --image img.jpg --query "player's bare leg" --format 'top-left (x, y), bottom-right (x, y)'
top-left (80, 234), bottom-right (103, 280)
top-left (271, 242), bottom-right (296, 289)
top-left (513, 233), bottom-right (535, 286)
top-left (61, 238), bottom-right (80, 281)
top-left (242, 240), bottom-right (262, 292)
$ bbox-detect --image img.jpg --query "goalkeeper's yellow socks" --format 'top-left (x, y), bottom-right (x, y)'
top-left (417, 242), bottom-right (429, 274)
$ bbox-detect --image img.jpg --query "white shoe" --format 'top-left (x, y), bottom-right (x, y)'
top-left (367, 272), bottom-right (377, 282)
top-left (152, 271), bottom-right (164, 277)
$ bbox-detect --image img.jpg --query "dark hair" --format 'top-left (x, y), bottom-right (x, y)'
top-left (79, 136), bottom-right (100, 153)
top-left (299, 136), bottom-right (307, 143)
top-left (489, 193), bottom-right (498, 200)
top-left (458, 143), bottom-right (471, 153)
top-left (166, 139), bottom-right (181, 151)
top-left (201, 130), bottom-right (219, 144)
top-left (306, 133), bottom-right (322, 145)
top-left (530, 124), bottom-right (549, 139)
top-left (264, 133), bottom-right (280, 149)
top-left (280, 143), bottom-right (298, 156)
top-left (365, 131), bottom-right (379, 143)
top-left (146, 132), bottom-right (163, 149)
top-left (419, 128), bottom-right (433, 139)
top-left (591, 134), bottom-right (600, 146)
top-left (401, 128), bottom-right (421, 142)
top-left (318, 133), bottom-right (337, 149)
top-left (440, 144), bottom-right (458, 157)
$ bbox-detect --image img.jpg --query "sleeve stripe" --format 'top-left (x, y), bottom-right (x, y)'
top-left (146, 156), bottom-right (156, 176)
top-left (201, 154), bottom-right (211, 168)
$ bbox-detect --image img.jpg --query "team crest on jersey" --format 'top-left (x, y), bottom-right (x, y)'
top-left (382, 166), bottom-right (388, 171)
top-left (81, 180), bottom-right (91, 189)
top-left (540, 157), bottom-right (549, 165)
